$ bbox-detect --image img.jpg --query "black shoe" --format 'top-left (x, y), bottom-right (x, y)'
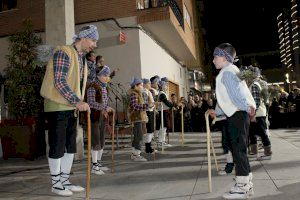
top-left (225, 163), bottom-right (234, 174)
top-left (145, 143), bottom-right (154, 153)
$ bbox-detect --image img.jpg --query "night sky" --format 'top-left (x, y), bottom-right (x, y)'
top-left (201, 0), bottom-right (289, 69)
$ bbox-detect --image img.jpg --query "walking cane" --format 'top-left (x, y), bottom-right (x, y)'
top-left (111, 110), bottom-right (115, 173)
top-left (181, 106), bottom-right (184, 146)
top-left (171, 108), bottom-right (174, 140)
top-left (210, 118), bottom-right (220, 172)
top-left (161, 102), bottom-right (164, 153)
top-left (86, 111), bottom-right (91, 200)
top-left (205, 111), bottom-right (212, 193)
top-left (204, 110), bottom-right (220, 192)
top-left (152, 106), bottom-right (156, 161)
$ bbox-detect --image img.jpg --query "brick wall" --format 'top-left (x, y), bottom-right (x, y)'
top-left (0, 0), bottom-right (138, 37)
top-left (0, 0), bottom-right (45, 37)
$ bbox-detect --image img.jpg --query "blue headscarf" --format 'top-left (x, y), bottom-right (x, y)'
top-left (130, 77), bottom-right (143, 88)
top-left (158, 80), bottom-right (167, 89)
top-left (213, 47), bottom-right (234, 63)
top-left (73, 25), bottom-right (99, 42)
top-left (97, 65), bottom-right (110, 76)
top-left (142, 78), bottom-right (150, 85)
top-left (161, 77), bottom-right (168, 82)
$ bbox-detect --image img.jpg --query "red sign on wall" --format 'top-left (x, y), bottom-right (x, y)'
top-left (119, 31), bottom-right (126, 43)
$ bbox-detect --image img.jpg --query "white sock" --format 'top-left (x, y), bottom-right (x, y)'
top-left (60, 153), bottom-right (74, 184)
top-left (97, 149), bottom-right (103, 162)
top-left (48, 157), bottom-right (61, 187)
top-left (226, 151), bottom-right (233, 163)
top-left (92, 150), bottom-right (98, 164)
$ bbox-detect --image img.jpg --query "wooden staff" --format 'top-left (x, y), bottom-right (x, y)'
top-left (210, 134), bottom-right (219, 172)
top-left (171, 108), bottom-right (174, 140)
top-left (86, 111), bottom-right (91, 200)
top-left (205, 111), bottom-right (212, 193)
top-left (152, 105), bottom-right (157, 160)
top-left (154, 106), bottom-right (158, 149)
top-left (181, 106), bottom-right (184, 146)
top-left (160, 102), bottom-right (164, 153)
top-left (111, 110), bottom-right (115, 173)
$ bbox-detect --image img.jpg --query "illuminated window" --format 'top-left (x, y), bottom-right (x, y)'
top-left (0, 0), bottom-right (17, 12)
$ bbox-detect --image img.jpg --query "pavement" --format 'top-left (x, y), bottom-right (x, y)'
top-left (1, 128), bottom-right (300, 200)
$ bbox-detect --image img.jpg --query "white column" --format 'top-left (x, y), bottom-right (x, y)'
top-left (45, 0), bottom-right (75, 45)
top-left (44, 0), bottom-right (84, 160)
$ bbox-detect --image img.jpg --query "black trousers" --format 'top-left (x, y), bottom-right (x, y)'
top-left (227, 111), bottom-right (251, 176)
top-left (91, 114), bottom-right (106, 150)
top-left (146, 111), bottom-right (154, 133)
top-left (220, 119), bottom-right (231, 154)
top-left (132, 122), bottom-right (145, 150)
top-left (156, 110), bottom-right (170, 132)
top-left (47, 110), bottom-right (77, 159)
top-left (249, 116), bottom-right (271, 147)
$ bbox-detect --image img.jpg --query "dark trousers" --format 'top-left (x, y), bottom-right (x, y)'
top-left (220, 119), bottom-right (231, 154)
top-left (227, 111), bottom-right (251, 176)
top-left (249, 116), bottom-right (271, 147)
top-left (91, 114), bottom-right (106, 150)
top-left (146, 111), bottom-right (154, 133)
top-left (47, 110), bottom-right (77, 159)
top-left (156, 110), bottom-right (170, 132)
top-left (132, 122), bottom-right (145, 150)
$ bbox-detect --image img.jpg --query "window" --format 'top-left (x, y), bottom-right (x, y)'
top-left (183, 4), bottom-right (192, 29)
top-left (0, 0), bottom-right (17, 12)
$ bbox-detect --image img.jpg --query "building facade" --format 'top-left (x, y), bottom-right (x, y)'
top-left (277, 0), bottom-right (300, 87)
top-left (0, 0), bottom-right (201, 98)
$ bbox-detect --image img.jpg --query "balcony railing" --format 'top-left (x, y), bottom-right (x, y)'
top-left (137, 0), bottom-right (184, 29)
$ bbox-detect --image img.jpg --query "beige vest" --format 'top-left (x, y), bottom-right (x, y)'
top-left (40, 45), bottom-right (88, 112)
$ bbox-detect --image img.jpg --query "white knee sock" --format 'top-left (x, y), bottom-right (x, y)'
top-left (97, 149), bottom-right (103, 161)
top-left (226, 151), bottom-right (233, 163)
top-left (48, 157), bottom-right (61, 187)
top-left (60, 153), bottom-right (74, 184)
top-left (92, 150), bottom-right (98, 164)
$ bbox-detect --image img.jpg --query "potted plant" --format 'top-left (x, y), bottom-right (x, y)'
top-left (0, 19), bottom-right (45, 160)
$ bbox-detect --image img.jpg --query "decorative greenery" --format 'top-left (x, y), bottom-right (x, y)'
top-left (4, 19), bottom-right (43, 119)
top-left (238, 65), bottom-right (271, 104)
top-left (237, 65), bottom-right (259, 86)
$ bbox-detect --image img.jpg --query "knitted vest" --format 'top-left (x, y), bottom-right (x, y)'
top-left (250, 81), bottom-right (267, 117)
top-left (128, 89), bottom-right (148, 123)
top-left (216, 64), bottom-right (256, 117)
top-left (40, 45), bottom-right (88, 112)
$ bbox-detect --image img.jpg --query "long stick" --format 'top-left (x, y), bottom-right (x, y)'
top-left (161, 103), bottom-right (164, 153)
top-left (172, 108), bottom-right (174, 135)
top-left (181, 106), bottom-right (184, 146)
top-left (86, 111), bottom-right (91, 199)
top-left (112, 111), bottom-right (115, 173)
top-left (205, 111), bottom-right (212, 193)
top-left (210, 134), bottom-right (219, 171)
top-left (154, 107), bottom-right (158, 149)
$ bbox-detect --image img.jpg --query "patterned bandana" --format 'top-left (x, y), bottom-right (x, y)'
top-left (97, 65), bottom-right (110, 76)
top-left (213, 47), bottom-right (234, 63)
top-left (158, 80), bottom-right (167, 89)
top-left (142, 78), bottom-right (150, 85)
top-left (73, 25), bottom-right (99, 42)
top-left (130, 77), bottom-right (143, 88)
top-left (150, 76), bottom-right (160, 84)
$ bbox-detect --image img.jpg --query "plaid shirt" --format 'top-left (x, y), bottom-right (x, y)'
top-left (250, 83), bottom-right (261, 110)
top-left (130, 93), bottom-right (148, 111)
top-left (53, 48), bottom-right (84, 105)
top-left (87, 60), bottom-right (96, 82)
top-left (87, 80), bottom-right (108, 111)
